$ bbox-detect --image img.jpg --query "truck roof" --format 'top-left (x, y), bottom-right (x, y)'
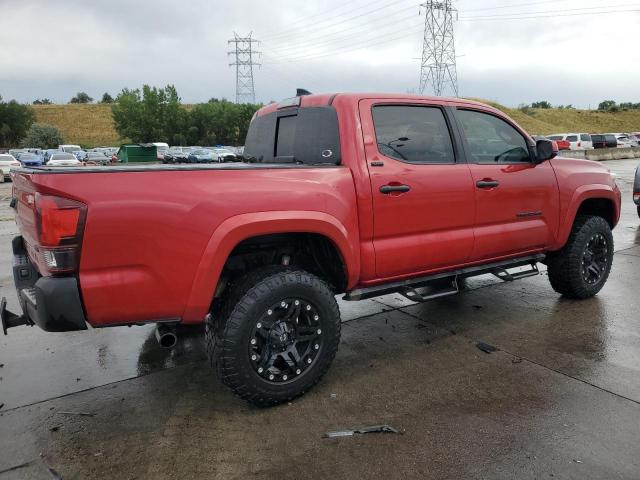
top-left (255, 92), bottom-right (496, 117)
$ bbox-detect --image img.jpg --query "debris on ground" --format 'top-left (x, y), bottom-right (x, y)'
top-left (49, 426), bottom-right (61, 432)
top-left (56, 411), bottom-right (95, 417)
top-left (0, 460), bottom-right (35, 475)
top-left (323, 425), bottom-right (399, 438)
top-left (47, 466), bottom-right (63, 479)
top-left (512, 357), bottom-right (523, 364)
top-left (472, 305), bottom-right (483, 310)
top-left (0, 403), bottom-right (4, 410)
top-left (476, 342), bottom-right (498, 354)
top-left (330, 393), bottom-right (337, 399)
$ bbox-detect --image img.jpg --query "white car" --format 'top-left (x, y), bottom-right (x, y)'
top-left (614, 134), bottom-right (638, 148)
top-left (0, 154), bottom-right (22, 179)
top-left (47, 153), bottom-right (82, 167)
top-left (211, 148), bottom-right (237, 162)
top-left (547, 133), bottom-right (593, 150)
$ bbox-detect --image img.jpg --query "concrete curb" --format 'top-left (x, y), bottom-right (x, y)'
top-left (559, 147), bottom-right (640, 161)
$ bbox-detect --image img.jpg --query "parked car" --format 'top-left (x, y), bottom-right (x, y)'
top-left (16, 152), bottom-right (44, 167)
top-left (59, 144), bottom-right (82, 154)
top-left (84, 152), bottom-right (110, 165)
top-left (616, 134), bottom-right (638, 148)
top-left (163, 148), bottom-right (189, 164)
top-left (152, 142), bottom-right (170, 161)
top-left (547, 133), bottom-right (593, 150)
top-left (43, 149), bottom-right (61, 163)
top-left (209, 148), bottom-right (238, 162)
top-left (543, 135), bottom-right (570, 151)
top-left (591, 134), bottom-right (618, 149)
top-left (47, 153), bottom-right (82, 167)
top-left (73, 150), bottom-right (88, 161)
top-left (0, 154), bottom-right (21, 179)
top-left (8, 149), bottom-right (28, 159)
top-left (3, 92), bottom-right (621, 407)
top-left (187, 149), bottom-right (214, 163)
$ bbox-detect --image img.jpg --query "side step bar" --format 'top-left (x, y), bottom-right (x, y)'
top-left (344, 254), bottom-right (545, 302)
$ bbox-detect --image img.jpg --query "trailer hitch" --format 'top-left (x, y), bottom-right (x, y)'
top-left (1, 297), bottom-right (31, 335)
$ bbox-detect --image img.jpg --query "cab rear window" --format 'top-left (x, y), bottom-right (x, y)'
top-left (245, 106), bottom-right (341, 165)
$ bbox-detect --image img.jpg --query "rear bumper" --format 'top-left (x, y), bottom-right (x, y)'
top-left (4, 236), bottom-right (87, 333)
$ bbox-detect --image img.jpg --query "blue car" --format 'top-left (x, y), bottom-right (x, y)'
top-left (187, 149), bottom-right (214, 163)
top-left (16, 152), bottom-right (44, 167)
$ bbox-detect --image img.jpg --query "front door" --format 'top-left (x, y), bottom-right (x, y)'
top-left (453, 107), bottom-right (560, 261)
top-left (359, 100), bottom-right (476, 279)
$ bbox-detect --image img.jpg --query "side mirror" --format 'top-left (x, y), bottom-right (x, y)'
top-left (535, 139), bottom-right (558, 164)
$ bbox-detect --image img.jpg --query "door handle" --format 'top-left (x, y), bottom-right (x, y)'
top-left (476, 179), bottom-right (500, 189)
top-left (380, 184), bottom-right (411, 194)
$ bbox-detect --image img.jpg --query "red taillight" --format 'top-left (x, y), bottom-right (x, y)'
top-left (577, 142), bottom-right (581, 147)
top-left (634, 192), bottom-right (640, 203)
top-left (35, 193), bottom-right (86, 274)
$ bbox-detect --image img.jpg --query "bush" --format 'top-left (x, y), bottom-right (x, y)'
top-left (33, 98), bottom-right (53, 105)
top-left (598, 100), bottom-right (617, 111)
top-left (69, 92), bottom-right (93, 104)
top-left (531, 101), bottom-right (552, 109)
top-left (21, 123), bottom-right (64, 148)
top-left (0, 96), bottom-right (36, 148)
top-left (518, 104), bottom-right (535, 116)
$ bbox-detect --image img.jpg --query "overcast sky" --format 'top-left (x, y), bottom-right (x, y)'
top-left (1, 0), bottom-right (638, 107)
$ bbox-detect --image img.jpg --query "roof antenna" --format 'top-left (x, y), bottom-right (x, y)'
top-left (296, 88), bottom-right (312, 96)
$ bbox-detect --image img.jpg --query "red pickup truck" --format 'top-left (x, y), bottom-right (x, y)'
top-left (3, 93), bottom-right (621, 406)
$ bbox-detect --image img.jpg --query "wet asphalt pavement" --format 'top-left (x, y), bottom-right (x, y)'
top-left (1, 159), bottom-right (640, 479)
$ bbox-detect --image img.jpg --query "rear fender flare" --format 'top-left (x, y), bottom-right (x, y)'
top-left (182, 211), bottom-right (359, 322)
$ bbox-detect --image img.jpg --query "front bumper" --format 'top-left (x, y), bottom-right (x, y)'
top-left (1, 236), bottom-right (87, 334)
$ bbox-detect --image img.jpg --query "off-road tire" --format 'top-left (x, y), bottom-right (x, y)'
top-left (547, 214), bottom-right (614, 299)
top-left (206, 266), bottom-right (341, 407)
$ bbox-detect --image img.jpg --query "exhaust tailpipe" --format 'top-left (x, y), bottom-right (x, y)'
top-left (155, 324), bottom-right (177, 349)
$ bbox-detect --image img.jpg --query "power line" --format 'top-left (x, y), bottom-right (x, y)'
top-left (459, 7), bottom-right (640, 20)
top-left (460, 3), bottom-right (640, 18)
top-left (228, 33), bottom-right (260, 104)
top-left (261, 0), bottom-right (414, 43)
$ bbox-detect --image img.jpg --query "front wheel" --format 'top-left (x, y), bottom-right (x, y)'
top-left (547, 215), bottom-right (614, 299)
top-left (206, 267), bottom-right (341, 407)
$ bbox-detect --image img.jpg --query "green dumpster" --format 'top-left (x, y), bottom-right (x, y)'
top-left (117, 144), bottom-right (158, 163)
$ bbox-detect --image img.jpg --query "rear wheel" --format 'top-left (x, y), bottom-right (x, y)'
top-left (206, 267), bottom-right (341, 407)
top-left (547, 214), bottom-right (613, 299)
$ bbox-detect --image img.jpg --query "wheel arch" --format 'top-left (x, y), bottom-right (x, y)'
top-left (553, 186), bottom-right (620, 250)
top-left (182, 211), bottom-right (360, 322)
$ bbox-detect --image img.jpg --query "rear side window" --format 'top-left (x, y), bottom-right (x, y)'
top-left (548, 135), bottom-right (563, 141)
top-left (580, 134), bottom-right (591, 141)
top-left (456, 109), bottom-right (530, 164)
top-left (566, 135), bottom-right (578, 142)
top-left (592, 135), bottom-right (603, 141)
top-left (371, 105), bottom-right (455, 164)
top-left (244, 106), bottom-right (341, 165)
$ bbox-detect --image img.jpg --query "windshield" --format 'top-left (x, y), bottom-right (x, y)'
top-left (62, 146), bottom-right (81, 152)
top-left (20, 154), bottom-right (38, 160)
top-left (192, 150), bottom-right (208, 155)
top-left (548, 136), bottom-right (563, 141)
top-left (51, 153), bottom-right (77, 160)
top-left (0, 155), bottom-right (16, 161)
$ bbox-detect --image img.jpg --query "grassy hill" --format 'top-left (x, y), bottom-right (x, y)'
top-left (33, 102), bottom-right (640, 148)
top-left (33, 104), bottom-right (122, 147)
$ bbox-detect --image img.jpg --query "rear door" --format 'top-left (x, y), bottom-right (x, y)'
top-left (359, 99), bottom-right (476, 279)
top-left (453, 107), bottom-right (560, 261)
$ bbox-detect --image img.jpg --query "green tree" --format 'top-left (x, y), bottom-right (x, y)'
top-left (100, 92), bottom-right (114, 104)
top-left (69, 92), bottom-right (93, 104)
top-left (531, 101), bottom-right (552, 109)
top-left (111, 84), bottom-right (188, 143)
top-left (33, 98), bottom-right (52, 105)
top-left (0, 95), bottom-right (36, 148)
top-left (189, 98), bottom-right (261, 146)
top-left (21, 123), bottom-right (64, 148)
top-left (598, 100), bottom-right (617, 111)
